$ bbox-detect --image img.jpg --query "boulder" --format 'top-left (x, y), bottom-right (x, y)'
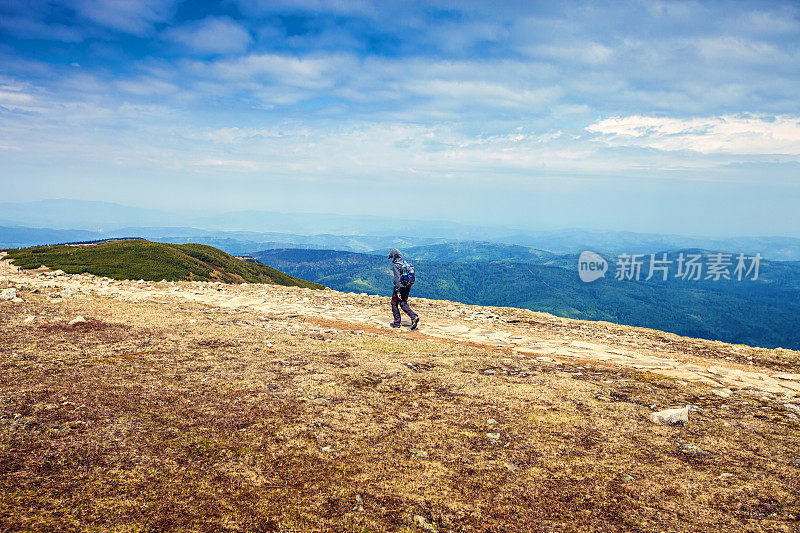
top-left (68, 316), bottom-right (88, 326)
top-left (0, 288), bottom-right (16, 300)
top-left (651, 405), bottom-right (691, 426)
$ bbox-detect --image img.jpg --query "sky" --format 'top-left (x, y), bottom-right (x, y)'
top-left (1, 0), bottom-right (799, 237)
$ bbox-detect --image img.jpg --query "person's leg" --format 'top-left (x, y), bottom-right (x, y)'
top-left (398, 287), bottom-right (418, 320)
top-left (391, 291), bottom-right (402, 325)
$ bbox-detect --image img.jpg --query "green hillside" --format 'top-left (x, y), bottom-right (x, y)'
top-left (3, 240), bottom-right (324, 289)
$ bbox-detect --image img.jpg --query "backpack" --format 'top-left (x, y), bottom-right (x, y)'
top-left (401, 260), bottom-right (415, 286)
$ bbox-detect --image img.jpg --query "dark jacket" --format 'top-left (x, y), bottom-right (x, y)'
top-left (388, 248), bottom-right (405, 292)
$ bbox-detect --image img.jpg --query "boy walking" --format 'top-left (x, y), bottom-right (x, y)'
top-left (388, 248), bottom-right (419, 330)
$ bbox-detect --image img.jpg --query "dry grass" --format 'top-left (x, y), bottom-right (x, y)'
top-left (1, 291), bottom-right (799, 532)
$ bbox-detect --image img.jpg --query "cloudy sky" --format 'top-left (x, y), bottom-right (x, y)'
top-left (1, 0), bottom-right (799, 236)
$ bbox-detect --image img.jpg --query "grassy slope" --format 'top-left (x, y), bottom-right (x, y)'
top-left (1, 292), bottom-right (799, 531)
top-left (3, 240), bottom-right (324, 289)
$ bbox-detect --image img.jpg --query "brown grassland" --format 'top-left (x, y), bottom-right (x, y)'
top-left (1, 289), bottom-right (799, 532)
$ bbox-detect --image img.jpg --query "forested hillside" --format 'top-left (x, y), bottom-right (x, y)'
top-left (253, 248), bottom-right (800, 349)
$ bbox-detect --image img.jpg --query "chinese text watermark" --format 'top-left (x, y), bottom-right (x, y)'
top-left (578, 251), bottom-right (762, 283)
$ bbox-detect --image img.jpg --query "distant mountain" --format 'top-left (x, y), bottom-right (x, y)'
top-left (0, 200), bottom-right (181, 231)
top-left (2, 240), bottom-right (323, 288)
top-left (2, 199), bottom-right (799, 260)
top-left (252, 248), bottom-right (800, 349)
top-left (0, 226), bottom-right (105, 248)
top-left (379, 242), bottom-right (558, 264)
top-left (0, 224), bottom-right (454, 254)
top-left (497, 229), bottom-right (800, 261)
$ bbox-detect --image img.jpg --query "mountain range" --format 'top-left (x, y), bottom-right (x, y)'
top-left (3, 199), bottom-right (800, 260)
top-left (252, 247), bottom-right (800, 350)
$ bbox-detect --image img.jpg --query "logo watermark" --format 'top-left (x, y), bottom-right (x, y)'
top-left (578, 251), bottom-right (762, 283)
top-left (578, 251), bottom-right (608, 282)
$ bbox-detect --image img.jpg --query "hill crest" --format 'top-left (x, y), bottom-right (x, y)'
top-left (2, 240), bottom-right (323, 289)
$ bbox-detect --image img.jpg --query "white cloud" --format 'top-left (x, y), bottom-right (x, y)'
top-left (73, 0), bottom-right (175, 35)
top-left (163, 17), bottom-right (253, 55)
top-left (116, 77), bottom-right (179, 96)
top-left (0, 89), bottom-right (35, 107)
top-left (587, 114), bottom-right (800, 156)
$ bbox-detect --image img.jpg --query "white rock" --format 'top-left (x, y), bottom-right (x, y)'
top-left (651, 405), bottom-right (691, 426)
top-left (784, 404), bottom-right (800, 416)
top-left (52, 270), bottom-right (66, 276)
top-left (712, 388), bottom-right (733, 399)
top-left (772, 373), bottom-right (800, 381)
top-left (414, 515), bottom-right (437, 533)
top-left (0, 288), bottom-right (16, 300)
top-left (68, 316), bottom-right (88, 326)
top-left (11, 297), bottom-right (23, 303)
top-left (24, 316), bottom-right (35, 324)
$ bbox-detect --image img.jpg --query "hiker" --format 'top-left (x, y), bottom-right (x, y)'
top-left (388, 248), bottom-right (419, 330)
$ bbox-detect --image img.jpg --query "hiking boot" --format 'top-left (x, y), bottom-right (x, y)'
top-left (390, 322), bottom-right (401, 328)
top-left (410, 316), bottom-right (419, 330)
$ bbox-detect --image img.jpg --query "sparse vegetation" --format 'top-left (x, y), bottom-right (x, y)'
top-left (1, 288), bottom-right (799, 531)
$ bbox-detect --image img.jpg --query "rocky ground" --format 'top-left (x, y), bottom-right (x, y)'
top-left (1, 253), bottom-right (799, 531)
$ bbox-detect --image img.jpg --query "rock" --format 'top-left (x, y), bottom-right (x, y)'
top-left (772, 373), bottom-right (800, 381)
top-left (53, 288), bottom-right (77, 299)
top-left (677, 441), bottom-right (708, 456)
top-left (535, 356), bottom-right (556, 363)
top-left (0, 288), bottom-right (16, 300)
top-left (486, 432), bottom-right (501, 443)
top-left (784, 404), bottom-right (800, 416)
top-left (23, 316), bottom-right (35, 324)
top-left (413, 515), bottom-right (437, 533)
top-left (651, 405), bottom-right (691, 426)
top-left (487, 418), bottom-right (498, 426)
top-left (712, 388), bottom-right (733, 398)
top-left (320, 445), bottom-right (334, 453)
top-left (11, 297), bottom-right (23, 303)
top-left (409, 449), bottom-right (428, 459)
top-left (52, 270), bottom-right (66, 276)
top-left (718, 472), bottom-right (734, 481)
top-left (68, 316), bottom-right (88, 326)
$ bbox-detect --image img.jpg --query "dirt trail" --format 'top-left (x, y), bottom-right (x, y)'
top-left (2, 253), bottom-right (798, 397)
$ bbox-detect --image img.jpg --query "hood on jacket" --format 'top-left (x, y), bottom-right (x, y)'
top-left (388, 248), bottom-right (402, 261)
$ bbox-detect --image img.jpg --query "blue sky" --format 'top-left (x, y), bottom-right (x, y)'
top-left (1, 0), bottom-right (799, 236)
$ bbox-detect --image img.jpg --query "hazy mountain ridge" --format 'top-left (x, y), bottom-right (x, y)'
top-left (2, 199), bottom-right (799, 260)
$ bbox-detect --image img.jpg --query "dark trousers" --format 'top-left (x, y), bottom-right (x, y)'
top-left (391, 286), bottom-right (418, 324)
